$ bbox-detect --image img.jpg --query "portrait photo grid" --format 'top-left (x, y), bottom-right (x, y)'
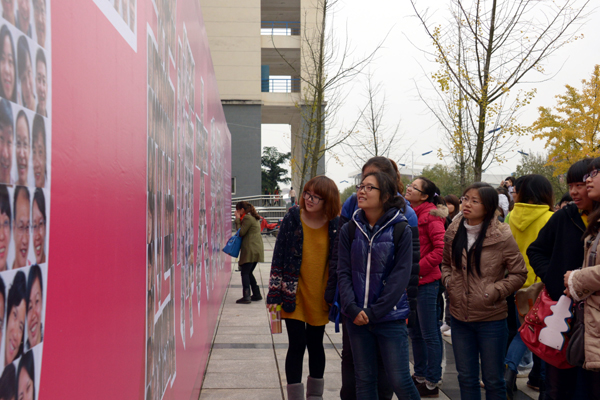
top-left (146, 0), bottom-right (229, 398)
top-left (0, 0), bottom-right (51, 399)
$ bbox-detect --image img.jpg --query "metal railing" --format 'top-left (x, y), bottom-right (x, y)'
top-left (231, 195), bottom-right (292, 230)
top-left (261, 21), bottom-right (301, 36)
top-left (261, 78), bottom-right (300, 93)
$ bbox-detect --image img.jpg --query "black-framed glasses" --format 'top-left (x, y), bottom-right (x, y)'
top-left (303, 191), bottom-right (323, 204)
top-left (356, 184), bottom-right (380, 193)
top-left (406, 184), bottom-right (424, 194)
top-left (584, 169), bottom-right (599, 181)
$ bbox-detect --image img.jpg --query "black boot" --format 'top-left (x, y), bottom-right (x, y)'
top-left (250, 285), bottom-right (263, 301)
top-left (537, 380), bottom-right (547, 400)
top-left (236, 288), bottom-right (251, 304)
top-left (505, 368), bottom-right (517, 400)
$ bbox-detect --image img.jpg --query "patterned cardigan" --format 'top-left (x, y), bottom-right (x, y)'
top-left (266, 206), bottom-right (339, 312)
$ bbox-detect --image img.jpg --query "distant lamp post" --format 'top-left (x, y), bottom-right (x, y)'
top-left (411, 151), bottom-right (433, 181)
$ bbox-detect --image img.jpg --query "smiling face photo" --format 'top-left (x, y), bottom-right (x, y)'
top-left (15, 110), bottom-right (29, 186)
top-left (12, 186), bottom-right (30, 269)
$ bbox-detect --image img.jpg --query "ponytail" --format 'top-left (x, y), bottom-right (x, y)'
top-left (416, 176), bottom-right (443, 206)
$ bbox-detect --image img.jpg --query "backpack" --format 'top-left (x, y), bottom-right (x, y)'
top-left (328, 219), bottom-right (408, 332)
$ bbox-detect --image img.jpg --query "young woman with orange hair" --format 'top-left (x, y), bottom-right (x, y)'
top-left (267, 176), bottom-right (341, 400)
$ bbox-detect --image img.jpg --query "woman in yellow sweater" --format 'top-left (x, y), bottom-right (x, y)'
top-left (267, 176), bottom-right (341, 400)
top-left (504, 174), bottom-right (554, 399)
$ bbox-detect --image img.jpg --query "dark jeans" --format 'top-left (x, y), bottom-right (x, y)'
top-left (451, 316), bottom-right (508, 400)
top-left (340, 317), bottom-right (393, 400)
top-left (346, 320), bottom-right (420, 400)
top-left (239, 262), bottom-right (258, 290)
top-left (284, 319), bottom-right (326, 384)
top-left (545, 363), bottom-right (600, 400)
top-left (409, 280), bottom-right (443, 383)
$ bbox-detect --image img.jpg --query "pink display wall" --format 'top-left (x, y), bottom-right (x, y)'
top-left (33, 0), bottom-right (232, 399)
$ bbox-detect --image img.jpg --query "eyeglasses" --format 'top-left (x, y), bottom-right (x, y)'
top-left (460, 196), bottom-right (481, 206)
top-left (406, 184), bottom-right (424, 194)
top-left (584, 169), bottom-right (599, 181)
top-left (356, 184), bottom-right (380, 193)
top-left (16, 223), bottom-right (30, 235)
top-left (303, 191), bottom-right (323, 204)
top-left (32, 220), bottom-right (45, 233)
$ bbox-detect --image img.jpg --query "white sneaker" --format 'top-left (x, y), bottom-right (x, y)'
top-left (443, 329), bottom-right (451, 337)
top-left (440, 323), bottom-right (450, 333)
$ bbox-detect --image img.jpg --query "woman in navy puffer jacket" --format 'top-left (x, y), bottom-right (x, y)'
top-left (338, 171), bottom-right (420, 400)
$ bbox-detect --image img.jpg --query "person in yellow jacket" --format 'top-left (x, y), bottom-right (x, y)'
top-left (504, 175), bottom-right (554, 399)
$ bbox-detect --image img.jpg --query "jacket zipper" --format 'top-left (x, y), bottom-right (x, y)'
top-left (352, 209), bottom-right (400, 309)
top-left (363, 246), bottom-right (372, 307)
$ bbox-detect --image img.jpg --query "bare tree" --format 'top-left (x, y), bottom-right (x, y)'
top-left (410, 0), bottom-right (590, 181)
top-left (272, 0), bottom-right (386, 189)
top-left (343, 75), bottom-right (408, 170)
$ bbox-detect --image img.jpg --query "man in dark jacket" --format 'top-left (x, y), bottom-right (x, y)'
top-left (527, 158), bottom-right (593, 400)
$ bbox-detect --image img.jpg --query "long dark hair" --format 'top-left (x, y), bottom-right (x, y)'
top-left (236, 201), bottom-right (260, 220)
top-left (416, 176), bottom-right (444, 206)
top-left (444, 194), bottom-right (460, 219)
top-left (585, 157), bottom-right (600, 237)
top-left (452, 183), bottom-right (499, 276)
top-left (362, 171), bottom-right (405, 212)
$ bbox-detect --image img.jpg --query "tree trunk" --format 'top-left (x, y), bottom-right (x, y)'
top-left (309, 0), bottom-right (327, 179)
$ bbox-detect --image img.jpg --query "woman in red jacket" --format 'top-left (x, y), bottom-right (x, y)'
top-left (404, 176), bottom-right (447, 397)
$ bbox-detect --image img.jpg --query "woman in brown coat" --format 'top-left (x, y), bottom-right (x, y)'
top-left (565, 157), bottom-right (600, 383)
top-left (442, 183), bottom-right (527, 399)
top-left (234, 201), bottom-right (264, 304)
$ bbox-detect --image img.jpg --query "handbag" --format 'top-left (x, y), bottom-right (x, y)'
top-left (566, 301), bottom-right (585, 367)
top-left (565, 233), bottom-right (600, 367)
top-left (515, 281), bottom-right (544, 325)
top-left (519, 287), bottom-right (574, 369)
top-left (222, 229), bottom-right (242, 258)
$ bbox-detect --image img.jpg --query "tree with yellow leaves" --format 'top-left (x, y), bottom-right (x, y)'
top-left (410, 0), bottom-right (590, 182)
top-left (532, 65), bottom-right (600, 175)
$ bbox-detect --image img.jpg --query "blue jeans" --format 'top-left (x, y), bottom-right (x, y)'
top-left (346, 320), bottom-right (420, 400)
top-left (505, 306), bottom-right (528, 373)
top-left (451, 316), bottom-right (508, 400)
top-left (409, 280), bottom-right (443, 383)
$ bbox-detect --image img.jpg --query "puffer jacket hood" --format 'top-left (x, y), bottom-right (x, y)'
top-left (509, 203), bottom-right (553, 288)
top-left (510, 203), bottom-right (553, 232)
top-left (430, 204), bottom-right (449, 219)
top-left (336, 207), bottom-right (413, 324)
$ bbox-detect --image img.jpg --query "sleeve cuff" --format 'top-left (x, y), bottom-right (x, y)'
top-left (568, 270), bottom-right (583, 302)
top-left (347, 305), bottom-right (362, 322)
top-left (364, 308), bottom-right (377, 323)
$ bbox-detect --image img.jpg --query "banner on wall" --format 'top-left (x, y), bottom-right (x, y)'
top-left (0, 0), bottom-right (51, 398)
top-left (4, 0), bottom-right (232, 398)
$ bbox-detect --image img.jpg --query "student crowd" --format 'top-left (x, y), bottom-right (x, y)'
top-left (232, 156), bottom-right (600, 400)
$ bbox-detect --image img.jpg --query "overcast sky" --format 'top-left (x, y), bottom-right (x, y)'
top-left (261, 0), bottom-right (600, 193)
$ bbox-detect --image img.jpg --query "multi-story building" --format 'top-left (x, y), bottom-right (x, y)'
top-left (200, 0), bottom-right (325, 197)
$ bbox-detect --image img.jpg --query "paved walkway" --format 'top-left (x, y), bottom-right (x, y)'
top-left (199, 237), bottom-right (537, 399)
